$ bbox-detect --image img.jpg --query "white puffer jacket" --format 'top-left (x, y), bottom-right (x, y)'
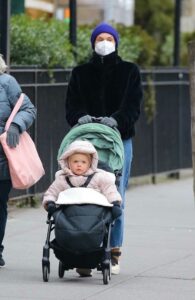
top-left (43, 140), bottom-right (121, 208)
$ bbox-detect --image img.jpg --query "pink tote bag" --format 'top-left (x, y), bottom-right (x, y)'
top-left (0, 93), bottom-right (45, 189)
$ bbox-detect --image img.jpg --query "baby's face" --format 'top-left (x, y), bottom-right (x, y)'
top-left (68, 153), bottom-right (91, 175)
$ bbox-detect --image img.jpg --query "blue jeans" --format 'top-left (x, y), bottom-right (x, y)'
top-left (110, 138), bottom-right (133, 248)
top-left (0, 180), bottom-right (12, 254)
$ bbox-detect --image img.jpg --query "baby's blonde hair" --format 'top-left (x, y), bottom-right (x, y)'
top-left (0, 55), bottom-right (7, 74)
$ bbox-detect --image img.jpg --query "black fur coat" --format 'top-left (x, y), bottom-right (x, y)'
top-left (66, 51), bottom-right (143, 139)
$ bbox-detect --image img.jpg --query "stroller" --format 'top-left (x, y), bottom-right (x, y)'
top-left (42, 121), bottom-right (124, 285)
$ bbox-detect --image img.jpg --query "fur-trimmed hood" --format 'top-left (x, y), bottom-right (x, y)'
top-left (58, 140), bottom-right (98, 175)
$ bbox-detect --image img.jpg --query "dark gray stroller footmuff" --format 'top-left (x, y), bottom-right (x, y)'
top-left (50, 204), bottom-right (112, 270)
top-left (53, 204), bottom-right (112, 254)
top-left (42, 202), bottom-right (113, 283)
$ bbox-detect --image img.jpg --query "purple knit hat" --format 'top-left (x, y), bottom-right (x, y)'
top-left (90, 22), bottom-right (119, 49)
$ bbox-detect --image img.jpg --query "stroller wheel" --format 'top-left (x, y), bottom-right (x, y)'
top-left (58, 261), bottom-right (65, 278)
top-left (43, 265), bottom-right (49, 282)
top-left (103, 268), bottom-right (109, 285)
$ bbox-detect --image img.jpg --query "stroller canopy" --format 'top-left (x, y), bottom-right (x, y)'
top-left (58, 123), bottom-right (124, 172)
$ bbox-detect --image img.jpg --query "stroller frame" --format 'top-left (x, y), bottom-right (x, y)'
top-left (42, 121), bottom-right (123, 285)
top-left (42, 211), bottom-right (113, 285)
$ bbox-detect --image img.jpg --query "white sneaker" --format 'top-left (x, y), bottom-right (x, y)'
top-left (111, 262), bottom-right (120, 275)
top-left (111, 247), bottom-right (121, 275)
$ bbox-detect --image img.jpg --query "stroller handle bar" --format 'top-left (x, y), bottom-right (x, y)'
top-left (91, 117), bottom-right (103, 122)
top-left (75, 116), bottom-right (119, 132)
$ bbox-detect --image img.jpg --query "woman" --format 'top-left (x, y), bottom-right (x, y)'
top-left (65, 23), bottom-right (143, 274)
top-left (0, 54), bottom-right (36, 267)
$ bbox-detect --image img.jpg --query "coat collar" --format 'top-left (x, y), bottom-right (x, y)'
top-left (90, 51), bottom-right (121, 67)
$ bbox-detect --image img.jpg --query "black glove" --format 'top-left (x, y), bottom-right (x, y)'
top-left (112, 201), bottom-right (122, 219)
top-left (78, 115), bottom-right (93, 125)
top-left (47, 201), bottom-right (56, 216)
top-left (6, 123), bottom-right (20, 148)
top-left (100, 117), bottom-right (118, 128)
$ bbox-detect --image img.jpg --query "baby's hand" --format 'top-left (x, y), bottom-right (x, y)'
top-left (112, 201), bottom-right (122, 219)
top-left (46, 201), bottom-right (56, 216)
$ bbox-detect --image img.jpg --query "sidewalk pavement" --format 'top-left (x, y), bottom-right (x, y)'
top-left (0, 176), bottom-right (195, 300)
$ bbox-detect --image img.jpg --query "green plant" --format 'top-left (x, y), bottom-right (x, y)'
top-left (123, 25), bottom-right (157, 67)
top-left (10, 16), bottom-right (158, 68)
top-left (160, 33), bottom-right (174, 66)
top-left (181, 31), bottom-right (195, 66)
top-left (144, 75), bottom-right (156, 123)
top-left (15, 195), bottom-right (41, 208)
top-left (159, 30), bottom-right (195, 67)
top-left (74, 25), bottom-right (92, 64)
top-left (11, 15), bottom-right (74, 68)
top-left (135, 0), bottom-right (174, 65)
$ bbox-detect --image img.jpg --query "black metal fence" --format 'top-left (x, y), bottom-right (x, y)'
top-left (9, 67), bottom-right (191, 198)
top-left (133, 68), bottom-right (191, 181)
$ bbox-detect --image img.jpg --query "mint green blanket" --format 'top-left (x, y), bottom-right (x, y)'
top-left (58, 123), bottom-right (124, 171)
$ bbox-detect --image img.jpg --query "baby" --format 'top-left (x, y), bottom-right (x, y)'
top-left (43, 140), bottom-right (121, 211)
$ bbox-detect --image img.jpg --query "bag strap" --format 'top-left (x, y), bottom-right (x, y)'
top-left (5, 93), bottom-right (24, 131)
top-left (81, 173), bottom-right (95, 187)
top-left (66, 173), bottom-right (95, 188)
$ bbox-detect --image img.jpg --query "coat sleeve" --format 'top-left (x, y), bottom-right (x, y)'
top-left (42, 172), bottom-right (67, 208)
top-left (7, 75), bottom-right (36, 132)
top-left (96, 172), bottom-right (122, 204)
top-left (111, 63), bottom-right (143, 134)
top-left (66, 68), bottom-right (88, 126)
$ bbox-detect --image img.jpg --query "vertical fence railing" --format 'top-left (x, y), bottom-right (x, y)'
top-left (131, 67), bottom-right (191, 182)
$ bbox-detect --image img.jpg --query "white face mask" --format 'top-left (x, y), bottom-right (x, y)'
top-left (95, 40), bottom-right (115, 56)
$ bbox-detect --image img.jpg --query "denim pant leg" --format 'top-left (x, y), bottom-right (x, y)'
top-left (0, 180), bottom-right (12, 254)
top-left (110, 139), bottom-right (133, 248)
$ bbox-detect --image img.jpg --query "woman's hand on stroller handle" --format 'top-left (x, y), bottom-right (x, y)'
top-left (91, 116), bottom-right (102, 122)
top-left (100, 117), bottom-right (118, 128)
top-left (77, 115), bottom-right (118, 128)
top-left (91, 116), bottom-right (118, 128)
top-left (78, 115), bottom-right (93, 125)
top-left (78, 115), bottom-right (102, 125)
